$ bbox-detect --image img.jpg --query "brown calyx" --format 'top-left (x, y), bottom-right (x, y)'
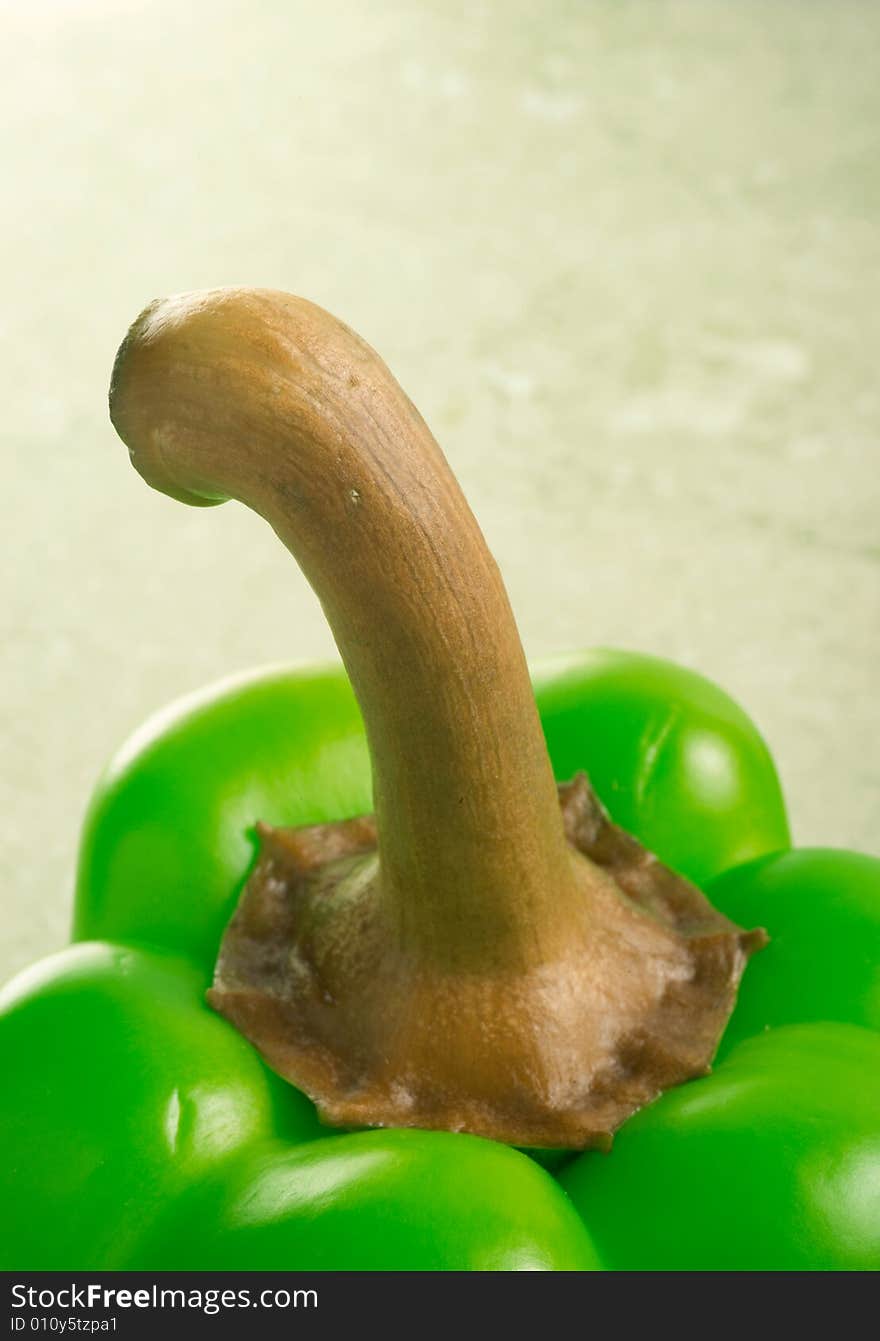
top-left (209, 775), bottom-right (764, 1148)
top-left (109, 287), bottom-right (765, 1150)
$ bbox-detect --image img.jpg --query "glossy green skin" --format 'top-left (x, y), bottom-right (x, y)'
top-left (561, 844), bottom-right (880, 1269)
top-left (5, 649), bottom-right (877, 1269)
top-left (0, 941), bottom-right (596, 1271)
top-left (0, 942), bottom-right (322, 1269)
top-left (132, 1131), bottom-right (600, 1271)
top-left (534, 651), bottom-right (790, 887)
top-left (708, 848), bottom-right (880, 1055)
top-left (560, 1025), bottom-right (880, 1271)
top-left (73, 666), bottom-right (374, 977)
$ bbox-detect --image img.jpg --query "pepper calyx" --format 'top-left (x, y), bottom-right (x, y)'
top-left (209, 772), bottom-right (764, 1149)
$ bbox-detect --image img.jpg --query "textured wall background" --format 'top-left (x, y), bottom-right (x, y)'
top-left (2, 0), bottom-right (878, 985)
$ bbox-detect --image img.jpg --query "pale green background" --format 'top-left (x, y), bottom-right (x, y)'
top-left (2, 0), bottom-right (878, 986)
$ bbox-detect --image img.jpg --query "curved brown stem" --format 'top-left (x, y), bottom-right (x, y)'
top-left (110, 288), bottom-right (763, 1148)
top-left (111, 289), bottom-right (578, 965)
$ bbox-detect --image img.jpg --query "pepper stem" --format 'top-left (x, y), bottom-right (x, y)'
top-left (110, 288), bottom-right (764, 1149)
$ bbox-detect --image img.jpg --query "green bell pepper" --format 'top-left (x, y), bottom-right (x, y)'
top-left (2, 287), bottom-right (877, 1271)
top-left (1, 651), bottom-right (791, 1270)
